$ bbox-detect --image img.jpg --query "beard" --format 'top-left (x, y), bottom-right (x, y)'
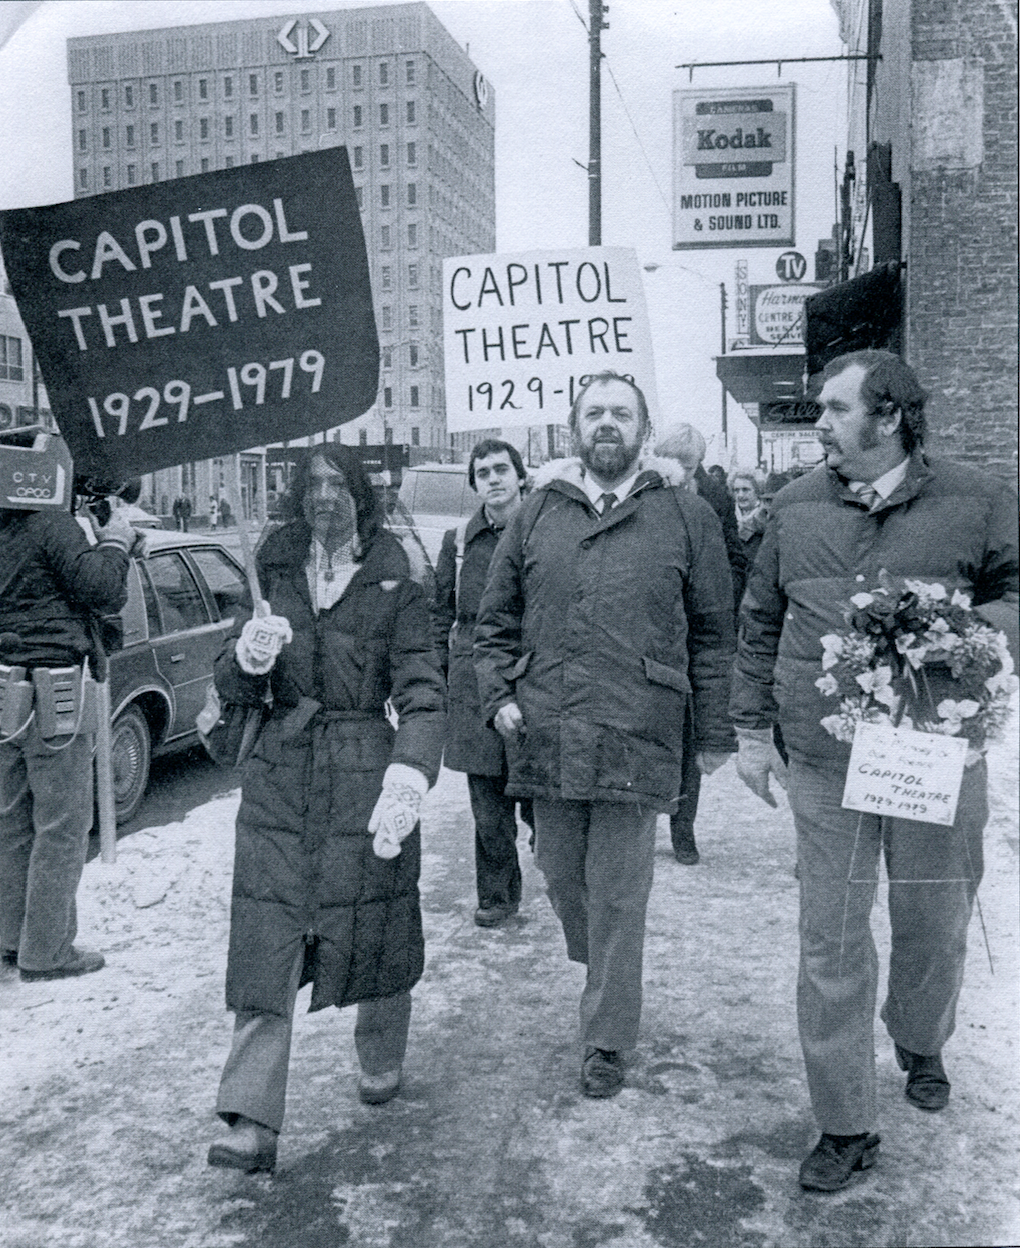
top-left (579, 432), bottom-right (642, 481)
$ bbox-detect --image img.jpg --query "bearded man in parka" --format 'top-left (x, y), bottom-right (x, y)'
top-left (207, 446), bottom-right (445, 1175)
top-left (474, 373), bottom-right (736, 1099)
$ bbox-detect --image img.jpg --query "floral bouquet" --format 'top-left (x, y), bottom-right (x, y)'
top-left (815, 570), bottom-right (1017, 759)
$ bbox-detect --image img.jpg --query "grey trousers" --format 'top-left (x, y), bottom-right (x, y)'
top-left (789, 757), bottom-right (986, 1135)
top-left (532, 798), bottom-right (657, 1053)
top-left (215, 945), bottom-right (412, 1133)
top-left (0, 722), bottom-right (94, 971)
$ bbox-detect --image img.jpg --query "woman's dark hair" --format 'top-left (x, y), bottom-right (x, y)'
top-left (282, 444), bottom-right (381, 554)
top-left (468, 438), bottom-right (527, 490)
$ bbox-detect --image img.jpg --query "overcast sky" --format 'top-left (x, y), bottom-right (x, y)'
top-left (0, 0), bottom-right (846, 463)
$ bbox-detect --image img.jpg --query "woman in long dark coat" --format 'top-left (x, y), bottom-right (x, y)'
top-left (207, 446), bottom-right (445, 1175)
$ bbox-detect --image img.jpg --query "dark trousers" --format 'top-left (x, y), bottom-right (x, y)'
top-left (669, 704), bottom-right (700, 851)
top-left (467, 766), bottom-right (531, 909)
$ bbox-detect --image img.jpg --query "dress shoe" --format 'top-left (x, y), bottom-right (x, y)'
top-left (474, 902), bottom-right (518, 928)
top-left (671, 826), bottom-right (700, 865)
top-left (19, 947), bottom-right (105, 981)
top-left (207, 1116), bottom-right (278, 1174)
top-left (895, 1043), bottom-right (950, 1111)
top-left (358, 1067), bottom-right (401, 1105)
top-left (799, 1132), bottom-right (880, 1191)
top-left (2, 949), bottom-right (17, 967)
top-left (581, 1047), bottom-right (624, 1098)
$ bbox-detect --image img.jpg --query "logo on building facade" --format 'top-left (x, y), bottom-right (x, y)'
top-left (276, 18), bottom-right (331, 58)
top-left (473, 72), bottom-right (489, 110)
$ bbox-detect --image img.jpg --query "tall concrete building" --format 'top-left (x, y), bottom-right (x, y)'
top-left (67, 3), bottom-right (495, 518)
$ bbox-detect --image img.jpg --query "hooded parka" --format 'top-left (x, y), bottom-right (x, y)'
top-left (473, 458), bottom-right (736, 813)
top-left (214, 522), bottom-right (445, 1019)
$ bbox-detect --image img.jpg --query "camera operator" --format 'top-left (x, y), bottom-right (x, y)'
top-left (0, 472), bottom-right (137, 982)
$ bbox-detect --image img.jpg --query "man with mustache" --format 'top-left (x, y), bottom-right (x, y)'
top-left (474, 372), bottom-right (736, 1097)
top-left (731, 350), bottom-right (1018, 1191)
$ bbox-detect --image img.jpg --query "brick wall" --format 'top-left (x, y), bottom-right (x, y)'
top-left (908, 0), bottom-right (1018, 477)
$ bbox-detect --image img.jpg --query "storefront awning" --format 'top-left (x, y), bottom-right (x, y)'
top-left (804, 261), bottom-right (904, 377)
top-left (715, 352), bottom-right (807, 405)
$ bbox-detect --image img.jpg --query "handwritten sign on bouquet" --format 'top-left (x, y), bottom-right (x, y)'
top-left (842, 723), bottom-right (968, 826)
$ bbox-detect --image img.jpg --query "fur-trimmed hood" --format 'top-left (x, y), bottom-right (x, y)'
top-left (528, 454), bottom-right (691, 493)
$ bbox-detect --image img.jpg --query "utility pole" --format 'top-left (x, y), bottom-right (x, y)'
top-left (588, 0), bottom-right (607, 245)
top-left (719, 282), bottom-right (728, 446)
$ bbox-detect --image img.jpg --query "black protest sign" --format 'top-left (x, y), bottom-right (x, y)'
top-left (0, 148), bottom-right (377, 479)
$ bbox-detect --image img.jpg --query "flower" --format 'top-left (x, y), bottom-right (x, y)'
top-left (815, 672), bottom-right (840, 696)
top-left (951, 589), bottom-right (972, 609)
top-left (850, 592), bottom-right (875, 608)
top-left (820, 634), bottom-right (844, 670)
top-left (935, 698), bottom-right (981, 733)
top-left (855, 665), bottom-right (895, 702)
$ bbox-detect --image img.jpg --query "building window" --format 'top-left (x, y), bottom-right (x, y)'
top-left (102, 126), bottom-right (111, 149)
top-left (381, 307), bottom-right (392, 330)
top-left (300, 69), bottom-right (310, 92)
top-left (326, 66), bottom-right (336, 90)
top-left (355, 186), bottom-right (363, 210)
top-left (125, 124), bottom-right (135, 147)
top-left (380, 184), bottom-right (390, 208)
top-left (249, 113), bottom-right (259, 136)
top-left (409, 343), bottom-right (418, 366)
top-left (275, 111), bottom-right (284, 134)
top-left (379, 103), bottom-right (389, 126)
top-left (249, 74), bottom-right (259, 96)
top-left (77, 90), bottom-right (86, 112)
top-left (380, 224), bottom-right (391, 248)
top-left (127, 164), bottom-right (136, 184)
top-left (224, 115), bottom-right (233, 138)
top-left (201, 157), bottom-right (209, 172)
top-left (411, 426), bottom-right (419, 445)
top-left (224, 75), bottom-right (233, 98)
top-left (384, 427), bottom-right (393, 445)
top-left (124, 85), bottom-right (134, 108)
top-left (101, 88), bottom-right (110, 110)
top-left (151, 161), bottom-right (159, 182)
top-left (406, 60), bottom-right (416, 86)
top-left (199, 118), bottom-right (209, 140)
top-left (175, 119), bottom-right (184, 141)
top-left (78, 129), bottom-right (87, 151)
top-left (408, 306), bottom-right (419, 329)
top-left (407, 141), bottom-right (416, 166)
top-left (382, 347), bottom-right (392, 369)
top-left (380, 143), bottom-right (389, 166)
top-left (407, 223), bottom-right (417, 247)
top-left (353, 64), bottom-right (362, 87)
top-left (353, 146), bottom-right (363, 169)
top-left (274, 71), bottom-right (284, 93)
top-left (149, 82), bottom-right (158, 106)
top-left (407, 182), bottom-right (417, 206)
top-left (353, 105), bottom-right (363, 128)
top-left (198, 78), bottom-right (208, 100)
top-left (379, 62), bottom-right (389, 86)
top-left (103, 165), bottom-right (112, 187)
top-left (359, 428), bottom-right (367, 445)
top-left (327, 107), bottom-right (336, 130)
top-left (150, 121), bottom-right (159, 144)
top-left (225, 156), bottom-right (234, 168)
top-left (406, 100), bottom-right (416, 124)
top-left (78, 167), bottom-right (88, 188)
top-left (275, 151), bottom-right (285, 160)
top-left (175, 159), bottom-right (184, 177)
top-left (301, 109), bottom-right (311, 133)
top-left (408, 264), bottom-right (419, 288)
top-left (250, 153), bottom-right (259, 163)
top-left (381, 265), bottom-right (392, 290)
top-left (173, 80), bottom-right (183, 102)
top-left (0, 336), bottom-right (24, 381)
top-left (383, 386), bottom-right (393, 407)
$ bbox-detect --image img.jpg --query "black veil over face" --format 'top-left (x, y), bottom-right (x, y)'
top-left (282, 445), bottom-right (381, 558)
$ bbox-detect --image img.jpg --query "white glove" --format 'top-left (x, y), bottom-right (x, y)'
top-left (235, 610), bottom-right (292, 675)
top-left (369, 763), bottom-right (429, 859)
top-left (735, 727), bottom-right (788, 808)
top-left (91, 509), bottom-right (137, 553)
top-left (493, 701), bottom-right (524, 739)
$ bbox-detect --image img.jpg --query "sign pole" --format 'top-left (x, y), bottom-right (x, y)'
top-left (227, 452), bottom-right (266, 616)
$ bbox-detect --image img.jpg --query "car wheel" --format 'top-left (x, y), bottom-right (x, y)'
top-left (110, 705), bottom-right (151, 824)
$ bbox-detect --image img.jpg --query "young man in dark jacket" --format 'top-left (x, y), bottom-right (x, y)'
top-left (732, 351), bottom-right (1019, 1192)
top-left (433, 439), bottom-right (533, 928)
top-left (0, 456), bottom-right (135, 981)
top-left (474, 373), bottom-right (736, 1098)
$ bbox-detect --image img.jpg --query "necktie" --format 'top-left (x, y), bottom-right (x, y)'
top-left (599, 492), bottom-right (618, 514)
top-left (855, 482), bottom-right (880, 511)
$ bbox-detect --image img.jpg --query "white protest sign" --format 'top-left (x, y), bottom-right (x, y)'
top-left (443, 247), bottom-right (658, 432)
top-left (842, 722), bottom-right (968, 826)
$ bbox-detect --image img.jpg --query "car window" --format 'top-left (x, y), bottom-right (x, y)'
top-left (408, 471), bottom-right (468, 515)
top-left (145, 552), bottom-right (211, 634)
top-left (138, 563), bottom-right (162, 638)
top-left (119, 562), bottom-right (149, 647)
top-left (189, 547), bottom-right (247, 620)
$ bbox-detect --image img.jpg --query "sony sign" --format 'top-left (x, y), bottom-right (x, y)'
top-left (673, 84), bottom-right (795, 250)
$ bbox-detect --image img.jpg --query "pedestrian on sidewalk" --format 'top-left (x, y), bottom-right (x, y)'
top-left (474, 373), bottom-right (736, 1099)
top-left (732, 350), bottom-right (1019, 1193)
top-left (0, 437), bottom-right (136, 982)
top-left (207, 445), bottom-right (445, 1175)
top-left (433, 438), bottom-right (533, 929)
top-left (655, 425), bottom-right (745, 866)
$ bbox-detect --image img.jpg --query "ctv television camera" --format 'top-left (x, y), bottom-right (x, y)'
top-left (0, 426), bottom-right (73, 511)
